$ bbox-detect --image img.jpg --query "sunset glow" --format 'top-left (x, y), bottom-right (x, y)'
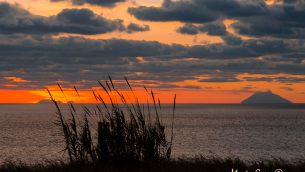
top-left (0, 0), bottom-right (304, 103)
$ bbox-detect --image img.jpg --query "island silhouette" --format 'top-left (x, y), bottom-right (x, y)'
top-left (37, 99), bottom-right (64, 104)
top-left (241, 90), bottom-right (292, 104)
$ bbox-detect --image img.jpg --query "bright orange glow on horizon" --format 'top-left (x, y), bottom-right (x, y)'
top-left (1, 81), bottom-right (304, 104)
top-left (0, 90), bottom-right (45, 104)
top-left (0, 88), bottom-right (251, 104)
top-left (1, 73), bottom-right (305, 103)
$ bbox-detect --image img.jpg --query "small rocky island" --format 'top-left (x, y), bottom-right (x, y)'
top-left (241, 91), bottom-right (292, 104)
top-left (37, 99), bottom-right (63, 104)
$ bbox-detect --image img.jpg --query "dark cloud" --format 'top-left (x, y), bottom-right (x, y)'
top-left (0, 2), bottom-right (124, 35)
top-left (4, 35), bottom-right (288, 61)
top-left (128, 0), bottom-right (268, 23)
top-left (242, 76), bottom-right (305, 83)
top-left (228, 1), bottom-right (305, 38)
top-left (128, 0), bottom-right (220, 23)
top-left (126, 23), bottom-right (150, 33)
top-left (242, 77), bottom-right (274, 82)
top-left (71, 0), bottom-right (125, 7)
top-left (177, 21), bottom-right (243, 46)
top-left (198, 73), bottom-right (241, 83)
top-left (0, 34), bottom-right (304, 61)
top-left (147, 83), bottom-right (201, 89)
top-left (221, 34), bottom-right (242, 45)
top-left (0, 27), bottom-right (305, 89)
top-left (51, 0), bottom-right (125, 7)
top-left (275, 76), bottom-right (305, 83)
top-left (199, 77), bottom-right (241, 83)
top-left (185, 44), bottom-right (258, 59)
top-left (232, 16), bottom-right (305, 38)
top-left (129, 0), bottom-right (305, 39)
top-left (198, 21), bottom-right (227, 36)
top-left (177, 21), bottom-right (227, 36)
top-left (177, 24), bottom-right (199, 35)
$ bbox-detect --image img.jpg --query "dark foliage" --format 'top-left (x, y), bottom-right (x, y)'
top-left (48, 76), bottom-right (176, 164)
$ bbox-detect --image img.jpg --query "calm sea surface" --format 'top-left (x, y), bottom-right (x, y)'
top-left (1, 104), bottom-right (305, 163)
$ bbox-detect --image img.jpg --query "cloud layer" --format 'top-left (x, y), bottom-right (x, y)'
top-left (0, 1), bottom-right (305, 90)
top-left (0, 2), bottom-right (152, 36)
top-left (0, 3), bottom-right (125, 35)
top-left (129, 0), bottom-right (305, 38)
top-left (0, 34), bottom-right (304, 89)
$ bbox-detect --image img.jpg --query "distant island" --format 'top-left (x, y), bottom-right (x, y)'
top-left (241, 91), bottom-right (292, 104)
top-left (37, 99), bottom-right (63, 104)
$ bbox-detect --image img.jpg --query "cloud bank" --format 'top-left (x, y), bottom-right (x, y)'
top-left (1, 1), bottom-right (305, 90)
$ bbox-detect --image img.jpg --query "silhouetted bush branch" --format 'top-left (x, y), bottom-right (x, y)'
top-left (48, 76), bottom-right (176, 164)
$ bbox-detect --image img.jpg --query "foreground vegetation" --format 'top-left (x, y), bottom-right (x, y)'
top-left (2, 158), bottom-right (305, 172)
top-left (48, 76), bottom-right (176, 164)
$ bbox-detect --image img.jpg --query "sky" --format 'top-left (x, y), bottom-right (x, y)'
top-left (0, 0), bottom-right (305, 103)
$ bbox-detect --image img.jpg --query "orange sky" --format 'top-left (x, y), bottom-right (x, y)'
top-left (0, 88), bottom-right (251, 104)
top-left (0, 0), bottom-right (304, 104)
top-left (1, 77), bottom-right (304, 103)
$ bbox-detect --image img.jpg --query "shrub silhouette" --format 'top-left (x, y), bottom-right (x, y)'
top-left (48, 76), bottom-right (176, 164)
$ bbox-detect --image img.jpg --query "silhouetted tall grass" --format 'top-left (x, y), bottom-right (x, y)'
top-left (47, 76), bottom-right (176, 164)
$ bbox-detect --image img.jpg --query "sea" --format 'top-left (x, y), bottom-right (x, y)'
top-left (1, 103), bottom-right (305, 163)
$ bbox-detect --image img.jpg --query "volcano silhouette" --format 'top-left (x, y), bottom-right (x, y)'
top-left (241, 90), bottom-right (292, 104)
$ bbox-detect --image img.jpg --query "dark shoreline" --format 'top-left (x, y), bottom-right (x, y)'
top-left (2, 158), bottom-right (305, 172)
